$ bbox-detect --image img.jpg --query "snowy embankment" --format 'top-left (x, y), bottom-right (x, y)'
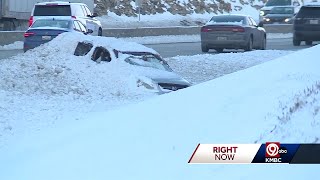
top-left (97, 0), bottom-right (262, 28)
top-left (0, 37), bottom-right (320, 178)
top-left (0, 32), bottom-right (292, 148)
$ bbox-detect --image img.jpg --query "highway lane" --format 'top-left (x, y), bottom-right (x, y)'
top-left (0, 38), bottom-right (316, 60)
top-left (145, 38), bottom-right (313, 58)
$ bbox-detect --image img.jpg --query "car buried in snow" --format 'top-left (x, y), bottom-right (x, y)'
top-left (74, 41), bottom-right (192, 94)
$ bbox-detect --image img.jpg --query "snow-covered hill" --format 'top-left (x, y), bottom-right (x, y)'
top-left (96, 0), bottom-right (265, 27)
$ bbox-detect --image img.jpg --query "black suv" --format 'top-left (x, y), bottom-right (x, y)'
top-left (293, 4), bottom-right (320, 46)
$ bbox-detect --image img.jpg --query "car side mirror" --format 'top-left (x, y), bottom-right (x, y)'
top-left (92, 13), bottom-right (98, 17)
top-left (258, 22), bottom-right (264, 27)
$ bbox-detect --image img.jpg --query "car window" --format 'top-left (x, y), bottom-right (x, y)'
top-left (296, 7), bottom-right (320, 18)
top-left (32, 19), bottom-right (71, 29)
top-left (84, 5), bottom-right (92, 16)
top-left (73, 21), bottom-right (81, 31)
top-left (81, 5), bottom-right (88, 16)
top-left (34, 5), bottom-right (71, 16)
top-left (76, 21), bottom-right (87, 32)
top-left (247, 17), bottom-right (253, 26)
top-left (249, 17), bottom-right (257, 26)
top-left (73, 4), bottom-right (86, 17)
top-left (124, 55), bottom-right (172, 72)
top-left (208, 16), bottom-right (245, 25)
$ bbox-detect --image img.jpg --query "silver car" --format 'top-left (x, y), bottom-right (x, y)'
top-left (200, 15), bottom-right (266, 53)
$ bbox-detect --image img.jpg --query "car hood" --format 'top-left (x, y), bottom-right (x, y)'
top-left (147, 71), bottom-right (191, 86)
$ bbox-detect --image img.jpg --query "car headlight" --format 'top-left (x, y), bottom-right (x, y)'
top-left (260, 11), bottom-right (265, 16)
top-left (264, 18), bottom-right (270, 22)
top-left (284, 18), bottom-right (291, 22)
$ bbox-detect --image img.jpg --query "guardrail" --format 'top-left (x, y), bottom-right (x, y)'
top-left (0, 24), bottom-right (293, 46)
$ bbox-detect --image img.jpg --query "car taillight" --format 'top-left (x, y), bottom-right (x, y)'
top-left (201, 27), bottom-right (211, 32)
top-left (28, 16), bottom-right (33, 27)
top-left (232, 27), bottom-right (245, 32)
top-left (24, 32), bottom-right (35, 37)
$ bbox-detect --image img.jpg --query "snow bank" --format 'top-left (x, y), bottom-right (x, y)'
top-left (166, 50), bottom-right (293, 84)
top-left (1, 45), bottom-right (319, 178)
top-left (0, 33), bottom-right (159, 98)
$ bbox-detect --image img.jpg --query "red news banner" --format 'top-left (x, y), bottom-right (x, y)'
top-left (188, 143), bottom-right (320, 164)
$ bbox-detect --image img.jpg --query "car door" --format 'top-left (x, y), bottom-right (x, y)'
top-left (80, 5), bottom-right (98, 35)
top-left (247, 17), bottom-right (261, 48)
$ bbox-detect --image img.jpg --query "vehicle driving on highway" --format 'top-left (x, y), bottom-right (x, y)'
top-left (293, 3), bottom-right (320, 46)
top-left (24, 18), bottom-right (92, 52)
top-left (200, 15), bottom-right (266, 53)
top-left (262, 6), bottom-right (295, 24)
top-left (30, 1), bottom-right (102, 36)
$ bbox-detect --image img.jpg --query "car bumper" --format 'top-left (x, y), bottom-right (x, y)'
top-left (23, 41), bottom-right (45, 52)
top-left (201, 33), bottom-right (248, 49)
top-left (294, 30), bottom-right (320, 41)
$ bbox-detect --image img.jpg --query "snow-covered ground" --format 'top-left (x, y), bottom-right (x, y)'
top-left (166, 50), bottom-right (293, 84)
top-left (0, 38), bottom-right (319, 179)
top-left (0, 32), bottom-right (292, 148)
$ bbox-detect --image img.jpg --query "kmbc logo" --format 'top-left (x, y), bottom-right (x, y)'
top-left (266, 142), bottom-right (280, 157)
top-left (265, 142), bottom-right (287, 163)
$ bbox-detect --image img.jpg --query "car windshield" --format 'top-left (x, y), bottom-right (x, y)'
top-left (208, 16), bottom-right (245, 25)
top-left (125, 54), bottom-right (172, 72)
top-left (265, 0), bottom-right (291, 6)
top-left (270, 7), bottom-right (294, 14)
top-left (31, 19), bottom-right (71, 29)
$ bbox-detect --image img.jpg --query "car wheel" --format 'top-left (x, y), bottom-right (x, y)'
top-left (293, 34), bottom-right (301, 46)
top-left (260, 36), bottom-right (266, 50)
top-left (244, 36), bottom-right (253, 51)
top-left (98, 28), bottom-right (103, 36)
top-left (306, 41), bottom-right (312, 46)
top-left (215, 48), bottom-right (224, 53)
top-left (201, 44), bottom-right (209, 52)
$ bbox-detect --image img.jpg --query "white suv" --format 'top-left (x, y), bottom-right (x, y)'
top-left (29, 1), bottom-right (102, 36)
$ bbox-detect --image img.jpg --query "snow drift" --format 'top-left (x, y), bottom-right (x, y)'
top-left (1, 43), bottom-right (320, 178)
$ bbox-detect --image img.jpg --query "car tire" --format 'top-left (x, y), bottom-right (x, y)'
top-left (293, 34), bottom-right (301, 46)
top-left (201, 44), bottom-right (209, 52)
top-left (244, 36), bottom-right (253, 51)
top-left (306, 41), bottom-right (312, 46)
top-left (260, 36), bottom-right (266, 50)
top-left (98, 28), bottom-right (103, 36)
top-left (215, 48), bottom-right (224, 53)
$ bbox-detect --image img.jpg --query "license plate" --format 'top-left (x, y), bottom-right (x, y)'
top-left (310, 20), bottom-right (319, 24)
top-left (42, 36), bottom-right (52, 40)
top-left (217, 36), bottom-right (227, 41)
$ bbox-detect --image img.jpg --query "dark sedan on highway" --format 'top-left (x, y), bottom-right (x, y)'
top-left (200, 15), bottom-right (266, 53)
top-left (24, 18), bottom-right (92, 52)
top-left (262, 6), bottom-right (295, 24)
